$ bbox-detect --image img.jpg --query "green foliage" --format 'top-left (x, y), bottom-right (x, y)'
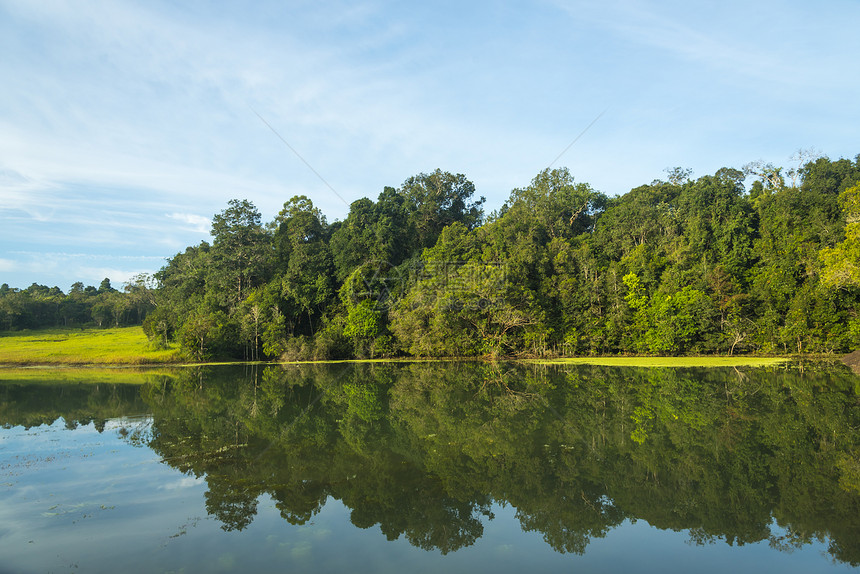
top-left (275, 196), bottom-right (334, 336)
top-left (0, 276), bottom-right (156, 333)
top-left (209, 199), bottom-right (273, 309)
top-left (177, 307), bottom-right (239, 361)
top-left (821, 183), bottom-right (860, 289)
top-left (44, 154), bottom-right (855, 362)
top-left (141, 306), bottom-right (174, 348)
top-left (330, 189), bottom-right (414, 281)
top-left (400, 169), bottom-right (485, 250)
top-left (344, 300), bottom-right (381, 355)
top-left (260, 305), bottom-right (288, 359)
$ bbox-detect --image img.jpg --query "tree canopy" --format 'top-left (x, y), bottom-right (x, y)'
top-left (5, 156), bottom-right (859, 361)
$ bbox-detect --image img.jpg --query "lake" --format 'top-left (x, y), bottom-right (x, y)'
top-left (1, 361), bottom-right (859, 573)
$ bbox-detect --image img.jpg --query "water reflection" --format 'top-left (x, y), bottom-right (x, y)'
top-left (2, 362), bottom-right (859, 565)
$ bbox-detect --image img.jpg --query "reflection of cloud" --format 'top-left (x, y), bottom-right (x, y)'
top-left (159, 476), bottom-right (202, 491)
top-left (167, 213), bottom-right (211, 234)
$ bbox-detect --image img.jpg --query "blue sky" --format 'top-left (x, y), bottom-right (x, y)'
top-left (2, 0), bottom-right (859, 290)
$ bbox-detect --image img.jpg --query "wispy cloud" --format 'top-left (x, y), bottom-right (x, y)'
top-left (562, 1), bottom-right (782, 78)
top-left (0, 252), bottom-right (167, 289)
top-left (1, 0), bottom-right (859, 289)
top-left (167, 213), bottom-right (211, 234)
top-left (0, 258), bottom-right (17, 272)
top-left (551, 0), bottom-right (859, 95)
top-left (9, 252), bottom-right (165, 261)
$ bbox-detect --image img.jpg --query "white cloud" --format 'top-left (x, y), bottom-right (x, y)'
top-left (166, 213), bottom-right (211, 234)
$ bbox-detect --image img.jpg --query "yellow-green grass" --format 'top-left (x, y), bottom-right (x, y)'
top-left (527, 356), bottom-right (791, 368)
top-left (274, 357), bottom-right (453, 365)
top-left (0, 327), bottom-right (180, 365)
top-left (0, 366), bottom-right (181, 385)
top-left (0, 327), bottom-right (797, 369)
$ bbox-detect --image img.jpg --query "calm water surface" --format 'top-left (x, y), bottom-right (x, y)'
top-left (1, 362), bottom-right (858, 573)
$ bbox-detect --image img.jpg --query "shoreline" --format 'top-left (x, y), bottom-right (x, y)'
top-left (0, 326), bottom-right (849, 371)
top-left (0, 355), bottom-right (832, 370)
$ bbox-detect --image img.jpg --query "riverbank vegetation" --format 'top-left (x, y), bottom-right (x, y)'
top-left (0, 325), bottom-right (790, 367)
top-left (3, 153), bottom-right (859, 361)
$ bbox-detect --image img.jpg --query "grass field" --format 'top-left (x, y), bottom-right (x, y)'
top-left (0, 327), bottom-right (798, 370)
top-left (527, 356), bottom-right (791, 367)
top-left (0, 326), bottom-right (180, 365)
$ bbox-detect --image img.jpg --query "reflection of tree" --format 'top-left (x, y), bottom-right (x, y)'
top-left (270, 481), bottom-right (328, 526)
top-left (138, 362), bottom-right (860, 563)
top-left (515, 490), bottom-right (622, 554)
top-left (13, 361), bottom-right (855, 563)
top-left (0, 381), bottom-right (148, 430)
top-left (205, 471), bottom-right (258, 531)
top-left (339, 450), bottom-right (492, 555)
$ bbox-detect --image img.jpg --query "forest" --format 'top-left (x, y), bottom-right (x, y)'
top-left (0, 276), bottom-right (155, 331)
top-left (2, 154), bottom-right (859, 360)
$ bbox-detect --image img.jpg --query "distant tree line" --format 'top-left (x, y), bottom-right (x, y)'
top-left (4, 155), bottom-right (859, 359)
top-left (0, 275), bottom-right (156, 331)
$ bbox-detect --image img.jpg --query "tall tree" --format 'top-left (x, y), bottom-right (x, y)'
top-left (209, 199), bottom-right (273, 309)
top-left (400, 169), bottom-right (485, 250)
top-left (274, 196), bottom-right (334, 335)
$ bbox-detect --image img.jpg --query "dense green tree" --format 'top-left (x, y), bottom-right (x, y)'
top-left (0, 278), bottom-right (152, 331)
top-left (821, 183), bottom-right (860, 289)
top-left (400, 169), bottom-right (485, 250)
top-left (122, 155), bottom-right (860, 357)
top-left (208, 199), bottom-right (273, 310)
top-left (274, 196), bottom-right (334, 336)
top-left (330, 188), bottom-right (414, 282)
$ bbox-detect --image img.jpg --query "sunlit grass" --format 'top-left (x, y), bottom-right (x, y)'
top-left (0, 327), bottom-right (799, 370)
top-left (0, 366), bottom-right (181, 385)
top-left (275, 358), bottom-right (448, 365)
top-left (0, 327), bottom-right (180, 365)
top-left (527, 356), bottom-right (791, 367)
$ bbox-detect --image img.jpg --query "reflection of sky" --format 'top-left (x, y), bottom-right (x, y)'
top-left (0, 419), bottom-right (849, 574)
top-left (0, 418), bottom-right (209, 574)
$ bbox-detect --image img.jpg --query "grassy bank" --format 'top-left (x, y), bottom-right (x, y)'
top-left (0, 327), bottom-right (801, 370)
top-left (0, 327), bottom-right (179, 365)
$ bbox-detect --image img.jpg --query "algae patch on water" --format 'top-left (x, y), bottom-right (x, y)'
top-left (527, 356), bottom-right (791, 368)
